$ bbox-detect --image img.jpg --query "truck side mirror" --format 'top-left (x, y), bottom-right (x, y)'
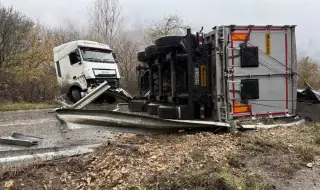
top-left (112, 53), bottom-right (118, 63)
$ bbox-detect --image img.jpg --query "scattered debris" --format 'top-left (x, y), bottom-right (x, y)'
top-left (0, 133), bottom-right (42, 147)
top-left (307, 163), bottom-right (314, 168)
top-left (11, 133), bottom-right (43, 142)
top-left (297, 86), bottom-right (320, 103)
top-left (0, 137), bottom-right (35, 147)
top-left (4, 180), bottom-right (14, 189)
top-left (240, 119), bottom-right (305, 129)
top-left (0, 144), bottom-right (100, 166)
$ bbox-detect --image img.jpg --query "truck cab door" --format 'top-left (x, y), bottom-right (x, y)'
top-left (68, 49), bottom-right (86, 89)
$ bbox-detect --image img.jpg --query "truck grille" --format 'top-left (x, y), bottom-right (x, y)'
top-left (95, 74), bottom-right (117, 78)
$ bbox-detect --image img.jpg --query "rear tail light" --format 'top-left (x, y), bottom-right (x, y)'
top-left (200, 104), bottom-right (205, 119)
top-left (199, 33), bottom-right (204, 47)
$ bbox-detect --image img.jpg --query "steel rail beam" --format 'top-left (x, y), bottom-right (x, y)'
top-left (55, 109), bottom-right (230, 131)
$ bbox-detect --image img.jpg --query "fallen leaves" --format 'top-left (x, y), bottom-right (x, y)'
top-left (55, 132), bottom-right (241, 189)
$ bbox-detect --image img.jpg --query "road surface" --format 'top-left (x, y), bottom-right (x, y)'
top-left (0, 108), bottom-right (115, 151)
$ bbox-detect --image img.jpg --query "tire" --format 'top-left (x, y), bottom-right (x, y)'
top-left (129, 100), bottom-right (148, 112)
top-left (180, 34), bottom-right (197, 50)
top-left (158, 105), bottom-right (178, 119)
top-left (147, 103), bottom-right (160, 115)
top-left (139, 72), bottom-right (150, 93)
top-left (71, 89), bottom-right (81, 103)
top-left (137, 51), bottom-right (147, 62)
top-left (145, 45), bottom-right (157, 60)
top-left (155, 36), bottom-right (184, 53)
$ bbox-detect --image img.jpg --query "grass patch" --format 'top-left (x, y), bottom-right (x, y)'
top-left (295, 145), bottom-right (319, 162)
top-left (0, 102), bottom-right (54, 111)
top-left (145, 167), bottom-right (233, 190)
top-left (233, 124), bottom-right (320, 180)
top-left (217, 166), bottom-right (274, 190)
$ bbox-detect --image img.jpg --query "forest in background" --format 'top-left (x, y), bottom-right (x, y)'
top-left (0, 0), bottom-right (318, 103)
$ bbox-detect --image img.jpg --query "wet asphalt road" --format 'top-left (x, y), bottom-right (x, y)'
top-left (0, 108), bottom-right (116, 151)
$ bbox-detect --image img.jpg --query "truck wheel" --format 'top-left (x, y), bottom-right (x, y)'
top-left (158, 105), bottom-right (178, 119)
top-left (145, 45), bottom-right (157, 60)
top-left (181, 34), bottom-right (197, 49)
top-left (71, 89), bottom-right (81, 103)
top-left (155, 36), bottom-right (184, 53)
top-left (147, 103), bottom-right (160, 115)
top-left (137, 51), bottom-right (147, 62)
top-left (129, 100), bottom-right (148, 112)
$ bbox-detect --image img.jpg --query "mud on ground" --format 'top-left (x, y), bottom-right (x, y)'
top-left (1, 123), bottom-right (320, 190)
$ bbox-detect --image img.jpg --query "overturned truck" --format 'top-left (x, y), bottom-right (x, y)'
top-left (132, 25), bottom-right (298, 122)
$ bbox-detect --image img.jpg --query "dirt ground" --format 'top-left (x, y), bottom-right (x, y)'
top-left (296, 102), bottom-right (320, 122)
top-left (1, 122), bottom-right (320, 190)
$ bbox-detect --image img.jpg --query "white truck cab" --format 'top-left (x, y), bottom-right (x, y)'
top-left (53, 40), bottom-right (121, 103)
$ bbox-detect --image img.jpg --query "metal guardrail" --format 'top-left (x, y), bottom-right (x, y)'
top-left (55, 109), bottom-right (230, 132)
top-left (72, 81), bottom-right (111, 109)
top-left (54, 81), bottom-right (134, 110)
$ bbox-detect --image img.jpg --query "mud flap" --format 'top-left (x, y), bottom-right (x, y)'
top-left (129, 100), bottom-right (149, 112)
top-left (147, 103), bottom-right (160, 115)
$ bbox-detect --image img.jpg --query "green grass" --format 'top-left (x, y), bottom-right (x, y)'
top-left (217, 165), bottom-right (273, 190)
top-left (0, 102), bottom-right (55, 111)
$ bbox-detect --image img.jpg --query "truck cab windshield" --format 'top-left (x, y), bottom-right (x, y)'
top-left (80, 47), bottom-right (115, 63)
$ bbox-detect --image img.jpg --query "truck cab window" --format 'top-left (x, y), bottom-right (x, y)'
top-left (80, 47), bottom-right (115, 63)
top-left (69, 49), bottom-right (81, 65)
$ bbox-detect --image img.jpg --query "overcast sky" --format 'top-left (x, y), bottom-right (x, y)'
top-left (1, 0), bottom-right (320, 59)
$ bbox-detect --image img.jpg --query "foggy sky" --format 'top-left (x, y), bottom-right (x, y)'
top-left (1, 0), bottom-right (320, 59)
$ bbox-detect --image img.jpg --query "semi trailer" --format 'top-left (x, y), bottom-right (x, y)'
top-left (133, 25), bottom-right (298, 122)
top-left (54, 25), bottom-right (298, 124)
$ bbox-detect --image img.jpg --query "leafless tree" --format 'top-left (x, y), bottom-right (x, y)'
top-left (87, 0), bottom-right (142, 94)
top-left (49, 22), bottom-right (85, 46)
top-left (115, 31), bottom-right (140, 94)
top-left (88, 0), bottom-right (123, 48)
top-left (51, 28), bottom-right (79, 44)
top-left (144, 14), bottom-right (188, 44)
top-left (0, 5), bottom-right (34, 68)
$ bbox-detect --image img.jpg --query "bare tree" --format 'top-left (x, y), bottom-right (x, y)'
top-left (0, 5), bottom-right (34, 68)
top-left (115, 31), bottom-right (140, 94)
top-left (50, 26), bottom-right (82, 46)
top-left (88, 0), bottom-right (123, 48)
top-left (144, 14), bottom-right (188, 44)
top-left (87, 0), bottom-right (142, 94)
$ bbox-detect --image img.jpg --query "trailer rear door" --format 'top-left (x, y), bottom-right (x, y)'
top-left (227, 25), bottom-right (297, 119)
